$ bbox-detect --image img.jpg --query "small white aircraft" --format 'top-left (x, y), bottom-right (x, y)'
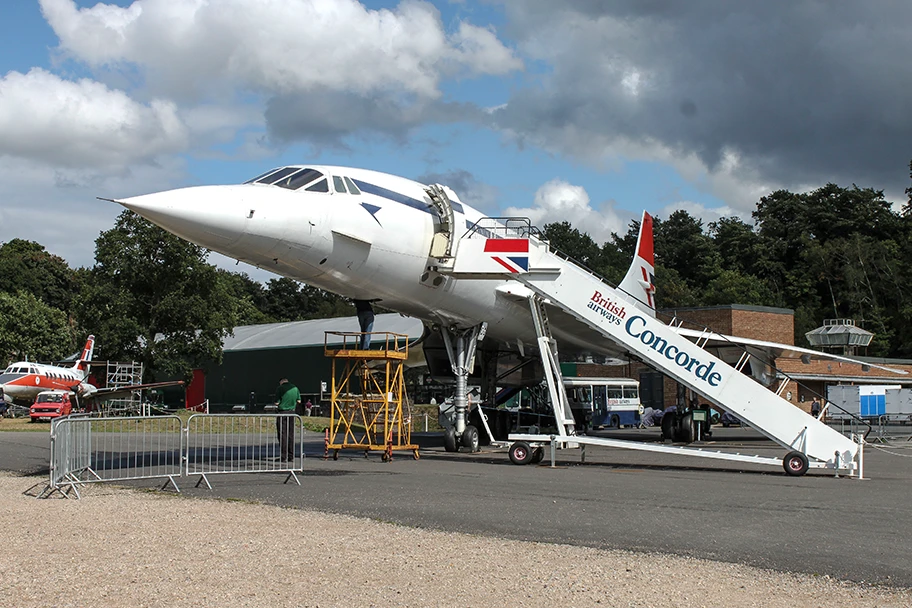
top-left (108, 165), bottom-right (900, 452)
top-left (0, 335), bottom-right (182, 407)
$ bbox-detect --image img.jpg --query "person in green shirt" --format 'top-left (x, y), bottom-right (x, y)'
top-left (274, 378), bottom-right (300, 462)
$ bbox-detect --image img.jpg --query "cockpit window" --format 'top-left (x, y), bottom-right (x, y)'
top-left (244, 168), bottom-right (282, 184)
top-left (332, 176), bottom-right (346, 193)
top-left (343, 176), bottom-right (361, 195)
top-left (257, 167), bottom-right (299, 185)
top-left (276, 168), bottom-right (322, 190)
top-left (305, 179), bottom-right (329, 193)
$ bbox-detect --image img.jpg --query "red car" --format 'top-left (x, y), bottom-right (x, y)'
top-left (29, 391), bottom-right (73, 422)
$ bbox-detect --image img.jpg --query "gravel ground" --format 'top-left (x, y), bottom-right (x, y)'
top-left (2, 473), bottom-right (909, 608)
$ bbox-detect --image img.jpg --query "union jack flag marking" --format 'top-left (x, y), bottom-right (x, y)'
top-left (484, 239), bottom-right (529, 273)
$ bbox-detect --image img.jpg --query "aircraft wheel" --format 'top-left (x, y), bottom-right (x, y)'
top-left (461, 425), bottom-right (480, 452)
top-left (444, 428), bottom-right (459, 452)
top-left (509, 441), bottom-right (534, 465)
top-left (531, 447), bottom-right (545, 464)
top-left (678, 413), bottom-right (695, 444)
top-left (783, 451), bottom-right (809, 476)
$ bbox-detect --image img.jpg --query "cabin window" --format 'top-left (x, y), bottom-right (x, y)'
top-left (623, 386), bottom-right (639, 400)
top-left (275, 168), bottom-right (322, 190)
top-left (305, 179), bottom-right (329, 193)
top-left (607, 387), bottom-right (623, 401)
top-left (256, 167), bottom-right (299, 185)
top-left (244, 168), bottom-right (282, 184)
top-left (332, 176), bottom-right (346, 193)
top-left (343, 176), bottom-right (361, 195)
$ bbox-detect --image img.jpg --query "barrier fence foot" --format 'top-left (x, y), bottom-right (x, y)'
top-left (161, 476), bottom-right (181, 493)
top-left (284, 471), bottom-right (301, 486)
top-left (195, 474), bottom-right (212, 490)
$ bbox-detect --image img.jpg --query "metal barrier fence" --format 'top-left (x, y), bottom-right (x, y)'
top-left (40, 413), bottom-right (304, 499)
top-left (186, 414), bottom-right (303, 489)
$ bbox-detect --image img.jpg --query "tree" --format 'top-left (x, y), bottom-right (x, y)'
top-left (0, 239), bottom-right (80, 315)
top-left (653, 210), bottom-right (721, 289)
top-left (261, 277), bottom-right (354, 322)
top-left (708, 216), bottom-right (761, 277)
top-left (542, 221), bottom-right (628, 283)
top-left (76, 211), bottom-right (237, 381)
top-left (702, 269), bottom-right (775, 307)
top-left (219, 271), bottom-right (272, 326)
top-left (0, 291), bottom-right (75, 364)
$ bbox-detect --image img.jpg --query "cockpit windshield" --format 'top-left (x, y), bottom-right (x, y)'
top-left (245, 166), bottom-right (326, 191)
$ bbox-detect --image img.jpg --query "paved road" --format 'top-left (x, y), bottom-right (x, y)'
top-left (4, 426), bottom-right (912, 587)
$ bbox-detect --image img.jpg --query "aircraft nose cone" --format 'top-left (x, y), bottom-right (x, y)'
top-left (118, 185), bottom-right (249, 250)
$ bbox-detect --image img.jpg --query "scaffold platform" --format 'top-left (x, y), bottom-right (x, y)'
top-left (323, 331), bottom-right (419, 461)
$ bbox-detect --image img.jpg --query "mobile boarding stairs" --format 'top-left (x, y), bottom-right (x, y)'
top-left (435, 218), bottom-right (865, 478)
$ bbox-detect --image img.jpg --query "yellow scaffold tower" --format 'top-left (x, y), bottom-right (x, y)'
top-left (324, 331), bottom-right (419, 461)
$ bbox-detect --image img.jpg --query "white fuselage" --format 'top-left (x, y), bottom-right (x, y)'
top-left (119, 166), bottom-right (615, 356)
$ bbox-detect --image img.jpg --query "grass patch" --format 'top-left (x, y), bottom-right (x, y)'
top-left (0, 406), bottom-right (442, 434)
top-left (0, 416), bottom-right (52, 432)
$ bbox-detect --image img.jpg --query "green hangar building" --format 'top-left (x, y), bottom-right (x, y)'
top-left (192, 313), bottom-right (424, 411)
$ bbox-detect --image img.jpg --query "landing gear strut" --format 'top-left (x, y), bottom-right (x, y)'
top-left (440, 323), bottom-right (487, 453)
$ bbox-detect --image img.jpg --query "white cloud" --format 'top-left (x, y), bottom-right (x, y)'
top-left (495, 2), bottom-right (912, 205)
top-left (0, 156), bottom-right (188, 268)
top-left (503, 178), bottom-right (624, 243)
top-left (40, 0), bottom-right (522, 101)
top-left (0, 68), bottom-right (188, 168)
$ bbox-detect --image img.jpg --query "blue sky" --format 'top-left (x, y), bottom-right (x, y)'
top-left (1, 1), bottom-right (910, 275)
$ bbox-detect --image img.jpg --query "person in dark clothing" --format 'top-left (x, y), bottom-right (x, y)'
top-left (354, 299), bottom-right (374, 350)
top-left (274, 378), bottom-right (300, 462)
top-left (811, 398), bottom-right (821, 418)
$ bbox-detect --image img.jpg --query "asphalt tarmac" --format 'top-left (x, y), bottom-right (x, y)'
top-left (3, 425), bottom-right (912, 587)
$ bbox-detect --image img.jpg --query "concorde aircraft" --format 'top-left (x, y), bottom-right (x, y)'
top-left (108, 165), bottom-right (902, 450)
top-left (110, 165), bottom-right (656, 358)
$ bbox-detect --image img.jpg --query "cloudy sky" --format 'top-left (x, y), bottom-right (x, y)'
top-left (1, 0), bottom-right (910, 273)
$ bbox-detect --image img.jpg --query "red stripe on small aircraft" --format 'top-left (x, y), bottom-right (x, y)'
top-left (484, 239), bottom-right (529, 253)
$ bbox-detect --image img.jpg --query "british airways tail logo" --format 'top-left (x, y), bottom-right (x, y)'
top-left (484, 239), bottom-right (529, 273)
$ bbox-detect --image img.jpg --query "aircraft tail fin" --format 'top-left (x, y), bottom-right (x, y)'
top-left (72, 335), bottom-right (95, 374)
top-left (618, 211), bottom-right (656, 317)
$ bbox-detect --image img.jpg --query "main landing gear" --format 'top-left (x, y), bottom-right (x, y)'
top-left (443, 425), bottom-right (481, 453)
top-left (440, 323), bottom-right (487, 453)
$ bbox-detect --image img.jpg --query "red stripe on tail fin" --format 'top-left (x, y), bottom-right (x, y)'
top-left (638, 212), bottom-right (654, 266)
top-left (73, 335), bottom-right (95, 373)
